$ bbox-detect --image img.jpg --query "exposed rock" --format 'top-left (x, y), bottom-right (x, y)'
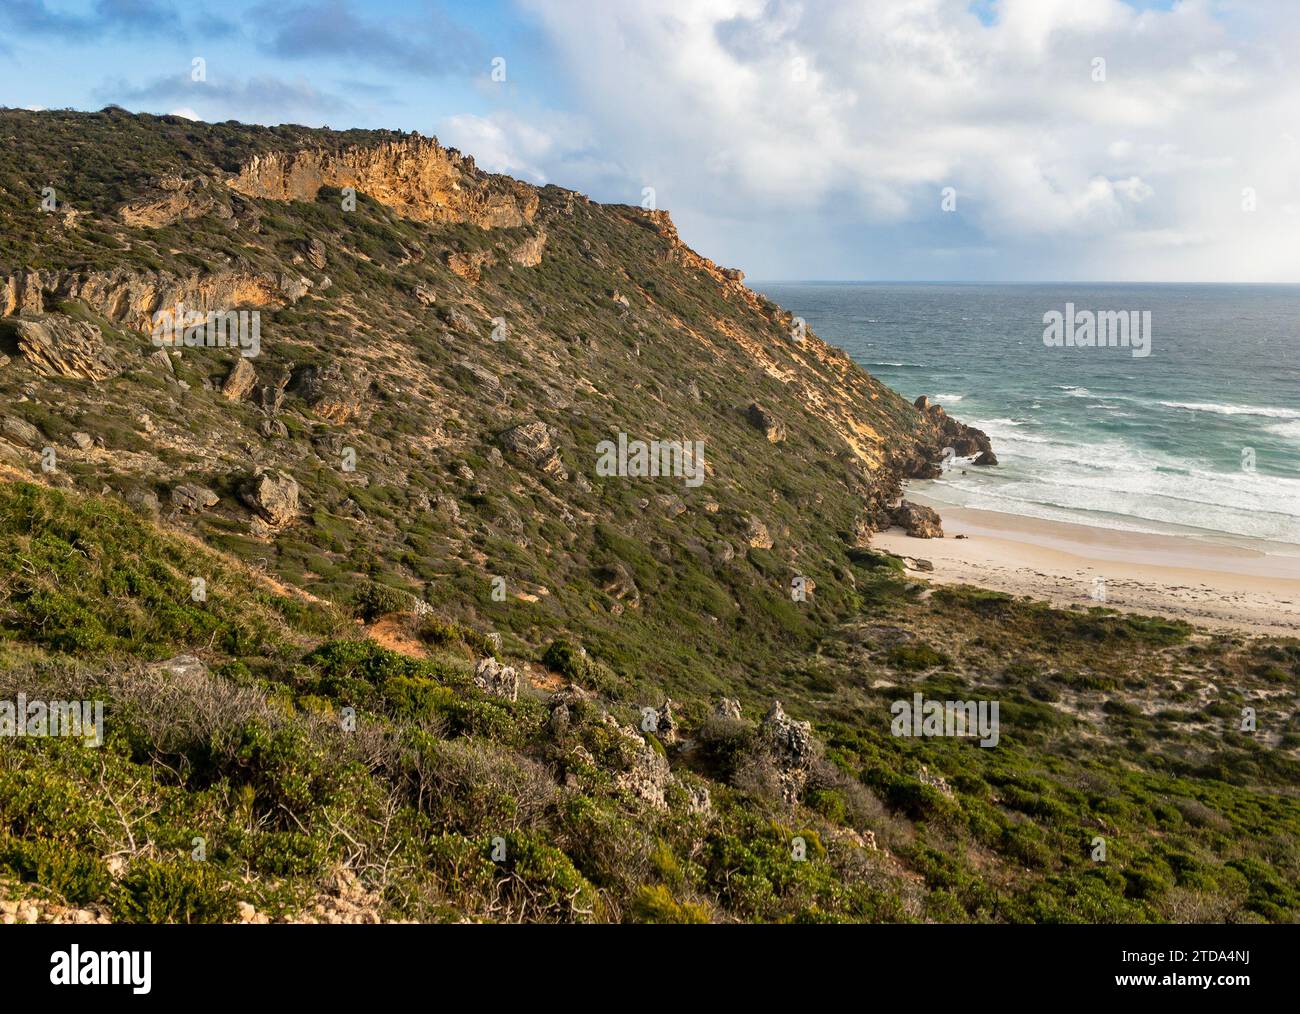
top-left (171, 483), bottom-right (220, 512)
top-left (257, 386), bottom-right (286, 415)
top-left (685, 783), bottom-right (712, 815)
top-left (497, 421), bottom-right (568, 481)
top-left (745, 402), bottom-right (786, 443)
top-left (304, 237), bottom-right (328, 270)
top-left (258, 418), bottom-right (288, 439)
top-left (446, 310), bottom-right (477, 337)
top-left (119, 176), bottom-right (217, 228)
top-left (293, 362), bottom-right (367, 424)
top-left (0, 439), bottom-right (28, 470)
top-left (744, 515), bottom-right (773, 550)
top-left (7, 267), bottom-right (305, 336)
top-left (892, 500), bottom-right (944, 539)
top-left (1, 416), bottom-right (43, 447)
top-left (70, 432), bottom-right (94, 451)
top-left (150, 654), bottom-right (209, 680)
top-left (473, 657), bottom-right (520, 702)
top-left (229, 137), bottom-right (539, 229)
top-left (760, 700), bottom-right (815, 804)
top-left (0, 880), bottom-right (111, 925)
top-left (918, 765), bottom-right (954, 797)
top-left (288, 867), bottom-right (390, 925)
top-left (596, 561), bottom-right (640, 608)
top-left (13, 315), bottom-right (119, 381)
top-left (714, 697), bottom-right (743, 721)
top-left (414, 285), bottom-right (437, 307)
top-left (278, 274), bottom-right (312, 301)
top-left (432, 494), bottom-right (461, 523)
top-left (973, 449), bottom-right (998, 466)
top-left (602, 714), bottom-right (672, 809)
top-left (125, 488), bottom-right (161, 515)
top-left (454, 359), bottom-right (503, 398)
top-left (221, 357), bottom-right (257, 400)
top-left (2, 271), bottom-right (45, 315)
top-left (912, 395), bottom-right (994, 463)
top-left (445, 250), bottom-right (493, 283)
top-left (653, 698), bottom-right (679, 745)
top-left (241, 469), bottom-right (299, 526)
top-left (509, 228), bottom-right (547, 267)
top-left (148, 348), bottom-right (174, 374)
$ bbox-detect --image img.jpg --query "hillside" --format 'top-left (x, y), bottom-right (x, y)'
top-left (0, 107), bottom-right (1296, 924)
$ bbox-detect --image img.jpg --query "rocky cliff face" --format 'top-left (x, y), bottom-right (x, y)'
top-left (229, 136), bottom-right (539, 228)
top-left (0, 107), bottom-right (988, 685)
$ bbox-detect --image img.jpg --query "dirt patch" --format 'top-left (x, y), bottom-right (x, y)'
top-left (366, 613), bottom-right (429, 658)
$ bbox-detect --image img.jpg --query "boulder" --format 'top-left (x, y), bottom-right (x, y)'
top-left (761, 701), bottom-right (816, 804)
top-left (1, 416), bottom-right (43, 447)
top-left (293, 362), bottom-right (367, 424)
top-left (473, 657), bottom-right (520, 702)
top-left (713, 697), bottom-right (743, 721)
top-left (241, 470), bottom-right (299, 526)
top-left (14, 315), bottom-right (119, 382)
top-left (497, 421), bottom-right (568, 480)
top-left (304, 237), bottom-right (328, 270)
top-left (744, 515), bottom-right (773, 550)
top-left (221, 357), bottom-right (257, 400)
top-left (652, 698), bottom-right (679, 744)
top-left (602, 714), bottom-right (672, 809)
top-left (125, 488), bottom-right (161, 515)
top-left (745, 402), bottom-right (786, 443)
top-left (442, 307), bottom-right (476, 333)
top-left (973, 449), bottom-right (998, 466)
top-left (170, 483), bottom-right (219, 512)
top-left (892, 500), bottom-right (944, 538)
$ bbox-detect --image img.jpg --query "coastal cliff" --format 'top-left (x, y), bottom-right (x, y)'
top-left (0, 107), bottom-right (1294, 926)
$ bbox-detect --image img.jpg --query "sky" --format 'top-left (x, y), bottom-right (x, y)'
top-left (1, 0), bottom-right (1298, 282)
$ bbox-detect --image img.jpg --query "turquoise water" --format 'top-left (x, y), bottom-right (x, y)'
top-left (757, 283), bottom-right (1300, 546)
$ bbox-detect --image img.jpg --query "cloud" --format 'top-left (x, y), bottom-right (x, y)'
top-left (504, 0), bottom-right (1300, 280)
top-left (0, 0), bottom-right (183, 40)
top-left (250, 0), bottom-right (482, 77)
top-left (438, 109), bottom-right (619, 187)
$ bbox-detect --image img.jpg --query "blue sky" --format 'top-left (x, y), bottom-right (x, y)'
top-left (1, 0), bottom-right (1297, 282)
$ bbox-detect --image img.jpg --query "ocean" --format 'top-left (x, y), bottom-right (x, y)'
top-left (756, 283), bottom-right (1300, 548)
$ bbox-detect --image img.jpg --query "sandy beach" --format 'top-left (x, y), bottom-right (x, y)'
top-left (873, 496), bottom-right (1300, 637)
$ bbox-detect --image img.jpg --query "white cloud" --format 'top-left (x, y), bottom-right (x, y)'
top-left (499, 0), bottom-right (1300, 280)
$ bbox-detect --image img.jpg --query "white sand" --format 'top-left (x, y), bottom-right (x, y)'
top-left (873, 500), bottom-right (1300, 637)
